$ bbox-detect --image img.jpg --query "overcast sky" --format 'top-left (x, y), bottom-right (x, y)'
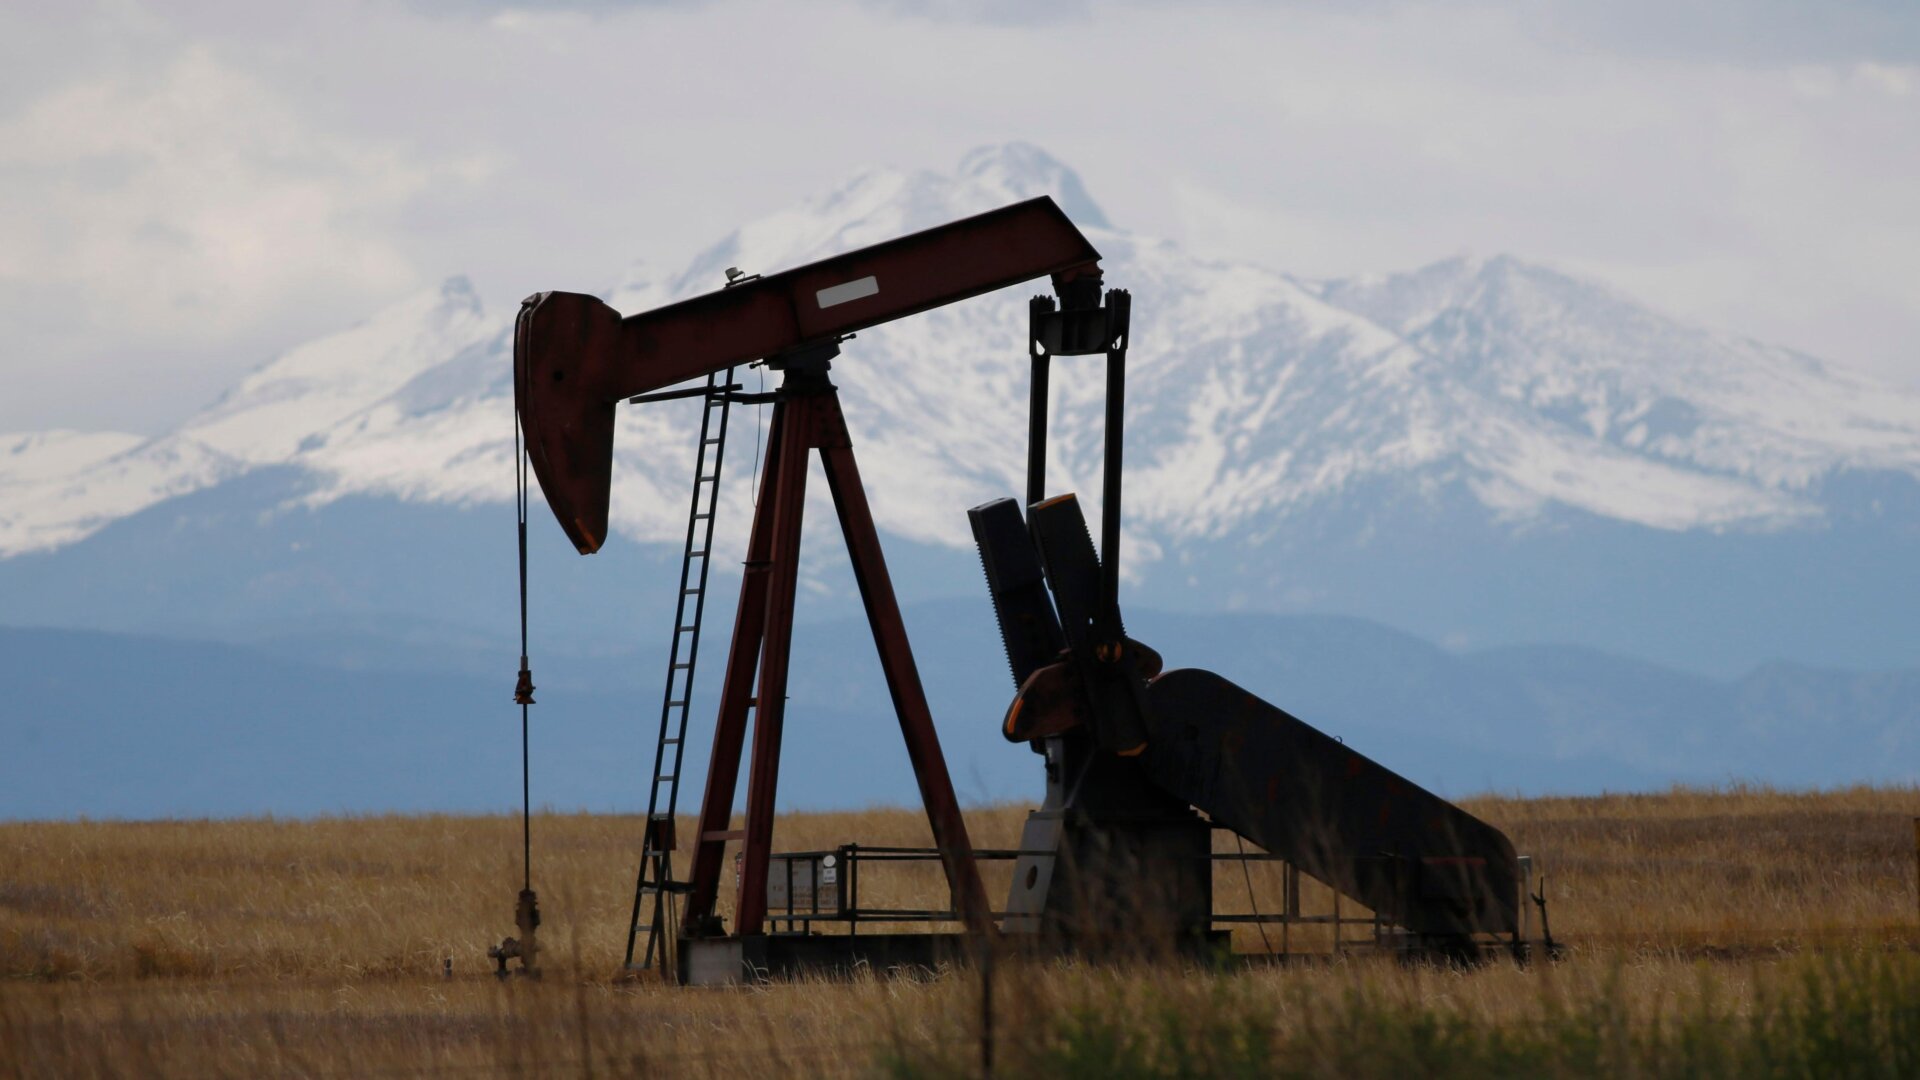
top-left (3, 0), bottom-right (1917, 435)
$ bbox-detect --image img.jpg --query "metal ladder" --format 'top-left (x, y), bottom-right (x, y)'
top-left (624, 367), bottom-right (736, 974)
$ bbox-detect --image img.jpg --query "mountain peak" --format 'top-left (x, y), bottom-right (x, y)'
top-left (955, 142), bottom-right (1110, 228)
top-left (438, 274), bottom-right (482, 311)
top-left (180, 278), bottom-right (495, 467)
top-left (1319, 253), bottom-right (1569, 336)
top-left (669, 144), bottom-right (1110, 299)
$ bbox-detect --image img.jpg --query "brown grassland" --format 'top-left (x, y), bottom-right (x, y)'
top-left (3, 785), bottom-right (1918, 1077)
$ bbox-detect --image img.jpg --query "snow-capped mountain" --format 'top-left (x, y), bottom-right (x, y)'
top-left (1, 279), bottom-right (495, 555)
top-left (4, 144), bottom-right (1917, 676)
top-left (1317, 257), bottom-right (1920, 525)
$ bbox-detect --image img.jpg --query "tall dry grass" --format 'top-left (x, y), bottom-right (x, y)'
top-left (1, 784), bottom-right (1916, 1077)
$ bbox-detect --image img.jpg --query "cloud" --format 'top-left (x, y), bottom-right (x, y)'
top-left (1854, 61), bottom-right (1916, 96)
top-left (0, 44), bottom-right (489, 431)
top-left (0, 0), bottom-right (1914, 437)
top-left (1137, 3), bottom-right (1920, 385)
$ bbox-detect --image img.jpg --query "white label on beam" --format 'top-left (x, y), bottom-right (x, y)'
top-left (815, 276), bottom-right (878, 309)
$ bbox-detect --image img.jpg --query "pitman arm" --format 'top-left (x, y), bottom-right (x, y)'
top-left (514, 196), bottom-right (1103, 554)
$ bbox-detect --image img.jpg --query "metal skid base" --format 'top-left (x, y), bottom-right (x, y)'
top-left (677, 929), bottom-right (1245, 987)
top-left (678, 932), bottom-right (974, 987)
top-left (662, 836), bottom-right (1543, 985)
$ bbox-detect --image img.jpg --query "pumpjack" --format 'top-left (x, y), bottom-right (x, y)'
top-left (511, 197), bottom-right (1532, 985)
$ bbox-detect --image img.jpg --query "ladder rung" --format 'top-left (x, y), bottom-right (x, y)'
top-left (681, 588), bottom-right (700, 595)
top-left (677, 625), bottom-right (697, 633)
top-left (688, 549), bottom-right (708, 558)
top-left (655, 774), bottom-right (675, 783)
top-left (662, 737), bottom-right (681, 746)
top-left (702, 437), bottom-right (723, 445)
top-left (671, 662), bottom-right (692, 669)
top-left (692, 513), bottom-right (712, 521)
top-left (702, 829), bottom-right (746, 842)
top-left (666, 700), bottom-right (687, 708)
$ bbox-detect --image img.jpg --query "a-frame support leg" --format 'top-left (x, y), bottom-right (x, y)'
top-left (732, 385), bottom-right (814, 935)
top-left (819, 436), bottom-right (992, 933)
top-left (680, 369), bottom-right (992, 942)
top-left (683, 400), bottom-right (787, 934)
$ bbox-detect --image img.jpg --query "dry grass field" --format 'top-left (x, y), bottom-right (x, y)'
top-left (3, 785), bottom-right (1917, 1077)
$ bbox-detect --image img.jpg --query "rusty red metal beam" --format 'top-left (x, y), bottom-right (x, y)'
top-left (514, 196), bottom-right (1101, 554)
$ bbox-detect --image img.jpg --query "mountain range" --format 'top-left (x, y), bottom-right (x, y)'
top-left (2, 143), bottom-right (1915, 817)
top-left (6, 605), bottom-right (1915, 820)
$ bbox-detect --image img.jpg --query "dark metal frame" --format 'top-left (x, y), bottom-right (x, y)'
top-left (1024, 284), bottom-right (1131, 614)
